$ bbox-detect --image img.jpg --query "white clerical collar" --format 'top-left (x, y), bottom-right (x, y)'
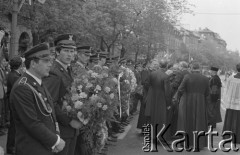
top-left (26, 70), bottom-right (42, 85)
top-left (56, 59), bottom-right (69, 71)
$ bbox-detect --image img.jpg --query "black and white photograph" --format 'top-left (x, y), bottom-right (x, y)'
top-left (0, 0), bottom-right (240, 155)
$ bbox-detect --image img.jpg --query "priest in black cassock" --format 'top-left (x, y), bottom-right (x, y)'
top-left (208, 67), bottom-right (222, 128)
top-left (176, 62), bottom-right (209, 150)
top-left (145, 59), bottom-right (171, 145)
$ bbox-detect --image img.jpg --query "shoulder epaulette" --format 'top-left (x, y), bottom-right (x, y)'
top-left (18, 77), bottom-right (27, 85)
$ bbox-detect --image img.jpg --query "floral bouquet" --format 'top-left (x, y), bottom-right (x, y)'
top-left (62, 64), bottom-right (119, 153)
top-left (118, 66), bottom-right (137, 117)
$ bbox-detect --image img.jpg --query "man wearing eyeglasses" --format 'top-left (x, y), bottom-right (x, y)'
top-left (10, 43), bottom-right (65, 155)
top-left (43, 34), bottom-right (82, 155)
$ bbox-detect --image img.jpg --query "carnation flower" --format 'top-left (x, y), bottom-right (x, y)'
top-left (63, 100), bottom-right (68, 107)
top-left (83, 118), bottom-right (90, 125)
top-left (86, 83), bottom-right (93, 88)
top-left (103, 66), bottom-right (109, 70)
top-left (87, 70), bottom-right (93, 74)
top-left (110, 93), bottom-right (114, 99)
top-left (90, 94), bottom-right (99, 101)
top-left (77, 85), bottom-right (83, 91)
top-left (97, 102), bottom-right (102, 108)
top-left (71, 86), bottom-right (77, 93)
top-left (102, 105), bottom-right (108, 111)
top-left (77, 111), bottom-right (84, 122)
top-left (102, 73), bottom-right (108, 78)
top-left (104, 87), bottom-right (111, 93)
top-left (79, 92), bottom-right (87, 99)
top-left (74, 101), bottom-right (83, 109)
top-left (95, 85), bottom-right (101, 91)
top-left (124, 80), bottom-right (130, 84)
top-left (66, 106), bottom-right (72, 112)
top-left (71, 94), bottom-right (80, 101)
top-left (112, 78), bottom-right (118, 83)
top-left (91, 72), bottom-right (99, 78)
top-left (83, 78), bottom-right (88, 84)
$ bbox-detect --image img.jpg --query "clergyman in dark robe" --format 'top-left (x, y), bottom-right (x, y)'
top-left (208, 67), bottom-right (222, 128)
top-left (145, 59), bottom-right (171, 145)
top-left (176, 62), bottom-right (209, 150)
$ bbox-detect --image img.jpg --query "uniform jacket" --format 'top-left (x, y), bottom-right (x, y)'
top-left (0, 67), bottom-right (7, 99)
top-left (6, 70), bottom-right (21, 98)
top-left (43, 60), bottom-right (77, 138)
top-left (10, 73), bottom-right (58, 155)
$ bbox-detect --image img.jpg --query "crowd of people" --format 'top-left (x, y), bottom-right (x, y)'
top-left (136, 58), bottom-right (240, 150)
top-left (0, 32), bottom-right (239, 155)
top-left (0, 33), bottom-right (146, 155)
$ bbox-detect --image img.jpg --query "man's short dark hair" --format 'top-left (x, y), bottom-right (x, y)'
top-left (9, 56), bottom-right (22, 70)
top-left (24, 58), bottom-right (39, 69)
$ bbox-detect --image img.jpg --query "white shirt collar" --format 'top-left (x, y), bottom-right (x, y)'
top-left (56, 59), bottom-right (69, 71)
top-left (26, 70), bottom-right (42, 85)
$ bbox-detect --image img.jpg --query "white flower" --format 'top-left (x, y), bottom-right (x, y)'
top-left (104, 87), bottom-right (111, 93)
top-left (74, 101), bottom-right (83, 109)
top-left (95, 85), bottom-right (101, 91)
top-left (102, 105), bottom-right (108, 111)
top-left (110, 93), bottom-right (114, 99)
top-left (124, 80), bottom-right (130, 84)
top-left (102, 73), bottom-right (108, 78)
top-left (79, 92), bottom-right (87, 99)
top-left (83, 78), bottom-right (88, 84)
top-left (86, 83), bottom-right (93, 88)
top-left (103, 66), bottom-right (109, 70)
top-left (71, 86), bottom-right (77, 93)
top-left (97, 102), bottom-right (102, 108)
top-left (87, 70), bottom-right (93, 74)
top-left (112, 78), bottom-right (118, 83)
top-left (63, 100), bottom-right (68, 107)
top-left (77, 85), bottom-right (83, 91)
top-left (66, 106), bottom-right (72, 112)
top-left (91, 72), bottom-right (99, 78)
top-left (71, 94), bottom-right (80, 101)
top-left (83, 118), bottom-right (90, 125)
top-left (77, 111), bottom-right (84, 122)
top-left (90, 94), bottom-right (99, 101)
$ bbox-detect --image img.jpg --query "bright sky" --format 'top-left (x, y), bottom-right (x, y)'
top-left (181, 0), bottom-right (240, 51)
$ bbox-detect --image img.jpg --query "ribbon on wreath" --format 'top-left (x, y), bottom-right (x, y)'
top-left (126, 94), bottom-right (131, 116)
top-left (118, 72), bottom-right (124, 118)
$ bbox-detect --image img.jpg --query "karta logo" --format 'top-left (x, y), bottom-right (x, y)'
top-left (142, 124), bottom-right (239, 152)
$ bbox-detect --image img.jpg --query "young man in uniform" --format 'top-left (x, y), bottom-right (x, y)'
top-left (44, 34), bottom-right (82, 155)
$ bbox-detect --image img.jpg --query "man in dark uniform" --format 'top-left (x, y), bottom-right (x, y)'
top-left (73, 46), bottom-right (92, 155)
top-left (43, 34), bottom-right (82, 155)
top-left (6, 56), bottom-right (22, 154)
top-left (208, 67), bottom-right (222, 128)
top-left (10, 43), bottom-right (65, 155)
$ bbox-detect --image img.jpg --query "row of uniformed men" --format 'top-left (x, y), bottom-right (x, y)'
top-left (9, 33), bottom-right (108, 155)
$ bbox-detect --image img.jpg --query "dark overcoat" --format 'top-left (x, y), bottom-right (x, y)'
top-left (145, 68), bottom-right (171, 139)
top-left (208, 74), bottom-right (222, 124)
top-left (10, 73), bottom-right (58, 155)
top-left (6, 70), bottom-right (21, 98)
top-left (137, 69), bottom-right (150, 129)
top-left (177, 71), bottom-right (209, 148)
top-left (43, 60), bottom-right (77, 139)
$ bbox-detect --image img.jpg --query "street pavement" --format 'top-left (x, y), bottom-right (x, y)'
top-left (107, 107), bottom-right (240, 155)
top-left (107, 77), bottom-right (240, 155)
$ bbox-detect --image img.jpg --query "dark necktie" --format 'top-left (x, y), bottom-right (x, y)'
top-left (67, 66), bottom-right (72, 78)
